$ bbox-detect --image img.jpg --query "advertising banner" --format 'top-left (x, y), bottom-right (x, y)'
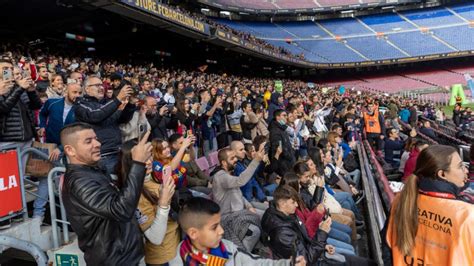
top-left (0, 150), bottom-right (23, 217)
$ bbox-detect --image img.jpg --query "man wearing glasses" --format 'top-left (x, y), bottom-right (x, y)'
top-left (74, 75), bottom-right (134, 176)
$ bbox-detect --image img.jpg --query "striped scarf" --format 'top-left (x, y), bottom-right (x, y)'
top-left (179, 237), bottom-right (229, 266)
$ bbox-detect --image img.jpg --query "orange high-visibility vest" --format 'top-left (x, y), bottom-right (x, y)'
top-left (386, 193), bottom-right (474, 266)
top-left (363, 109), bottom-right (381, 134)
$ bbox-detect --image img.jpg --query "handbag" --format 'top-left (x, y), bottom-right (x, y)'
top-left (25, 141), bottom-right (57, 177)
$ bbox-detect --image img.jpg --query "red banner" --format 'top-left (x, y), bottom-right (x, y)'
top-left (0, 150), bottom-right (23, 217)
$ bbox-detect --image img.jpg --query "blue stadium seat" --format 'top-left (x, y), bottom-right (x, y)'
top-left (402, 8), bottom-right (464, 27)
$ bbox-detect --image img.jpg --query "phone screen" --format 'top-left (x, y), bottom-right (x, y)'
top-left (162, 165), bottom-right (172, 184)
top-left (138, 123), bottom-right (147, 142)
top-left (3, 69), bottom-right (12, 81)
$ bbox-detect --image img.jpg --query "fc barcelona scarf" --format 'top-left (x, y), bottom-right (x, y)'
top-left (179, 236), bottom-right (229, 266)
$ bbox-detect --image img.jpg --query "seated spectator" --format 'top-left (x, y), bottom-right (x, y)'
top-left (231, 141), bottom-right (268, 211)
top-left (169, 133), bottom-right (211, 194)
top-left (211, 145), bottom-right (266, 252)
top-left (403, 140), bottom-right (429, 182)
top-left (262, 185), bottom-right (374, 265)
top-left (384, 128), bottom-right (404, 168)
top-left (118, 139), bottom-right (177, 265)
top-left (419, 121), bottom-right (438, 141)
top-left (398, 137), bottom-right (416, 174)
top-left (169, 197), bottom-right (303, 265)
top-left (280, 172), bottom-right (355, 255)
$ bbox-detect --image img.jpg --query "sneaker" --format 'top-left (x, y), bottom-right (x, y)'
top-left (0, 219), bottom-right (11, 230)
top-left (355, 233), bottom-right (362, 241)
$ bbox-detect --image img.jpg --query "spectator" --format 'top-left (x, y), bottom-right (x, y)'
top-left (399, 105), bottom-right (410, 124)
top-left (169, 197), bottom-right (302, 265)
top-left (435, 107), bottom-right (445, 125)
top-left (151, 135), bottom-right (194, 189)
top-left (452, 104), bottom-right (462, 127)
top-left (408, 103), bottom-right (418, 128)
top-left (45, 74), bottom-right (64, 99)
top-left (269, 109), bottom-right (296, 176)
top-left (0, 55), bottom-right (41, 158)
top-left (267, 92), bottom-right (284, 123)
top-left (255, 104), bottom-right (269, 137)
top-left (34, 83), bottom-right (81, 219)
top-left (145, 96), bottom-right (177, 141)
top-left (240, 101), bottom-right (258, 143)
top-left (60, 123), bottom-right (151, 265)
top-left (69, 71), bottom-right (83, 86)
top-left (403, 140), bottom-right (429, 182)
top-left (119, 100), bottom-right (151, 143)
top-left (35, 66), bottom-right (50, 92)
top-left (384, 128), bottom-right (405, 169)
top-left (419, 120), bottom-right (438, 142)
top-left (175, 98), bottom-right (199, 134)
top-left (231, 141), bottom-right (268, 211)
top-left (312, 99), bottom-right (333, 142)
top-left (169, 133), bottom-right (211, 194)
top-left (113, 139), bottom-right (178, 266)
top-left (280, 172), bottom-right (356, 256)
top-left (74, 76), bottom-right (135, 175)
top-left (211, 146), bottom-right (266, 252)
top-left (198, 89), bottom-right (222, 156)
top-left (262, 185), bottom-right (372, 265)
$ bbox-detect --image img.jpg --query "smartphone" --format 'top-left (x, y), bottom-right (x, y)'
top-left (264, 142), bottom-right (270, 154)
top-left (3, 69), bottom-right (12, 81)
top-left (162, 165), bottom-right (172, 184)
top-left (323, 208), bottom-right (331, 220)
top-left (291, 238), bottom-right (299, 265)
top-left (66, 78), bottom-right (76, 84)
top-left (278, 140), bottom-right (282, 147)
top-left (187, 129), bottom-right (193, 137)
top-left (138, 123), bottom-right (147, 142)
top-left (166, 103), bottom-right (174, 111)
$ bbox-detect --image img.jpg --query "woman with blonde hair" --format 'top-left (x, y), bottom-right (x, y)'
top-left (46, 74), bottom-right (64, 98)
top-left (385, 145), bottom-right (473, 265)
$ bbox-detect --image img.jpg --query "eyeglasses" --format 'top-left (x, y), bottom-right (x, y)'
top-left (88, 83), bottom-right (104, 88)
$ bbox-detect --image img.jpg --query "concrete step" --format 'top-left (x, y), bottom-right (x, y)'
top-left (0, 218), bottom-right (54, 253)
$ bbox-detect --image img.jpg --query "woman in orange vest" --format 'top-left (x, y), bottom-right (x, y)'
top-left (363, 102), bottom-right (385, 154)
top-left (384, 145), bottom-right (474, 266)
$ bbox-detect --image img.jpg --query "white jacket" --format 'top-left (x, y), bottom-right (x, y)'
top-left (312, 107), bottom-right (332, 133)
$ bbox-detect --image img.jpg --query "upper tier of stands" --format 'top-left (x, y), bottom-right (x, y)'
top-left (203, 0), bottom-right (397, 10)
top-left (216, 3), bottom-right (474, 63)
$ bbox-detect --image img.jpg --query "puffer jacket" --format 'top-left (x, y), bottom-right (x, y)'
top-left (61, 163), bottom-right (146, 266)
top-left (268, 120), bottom-right (295, 176)
top-left (0, 85), bottom-right (42, 142)
top-left (74, 95), bottom-right (135, 154)
top-left (267, 92), bottom-right (283, 123)
top-left (261, 202), bottom-right (327, 265)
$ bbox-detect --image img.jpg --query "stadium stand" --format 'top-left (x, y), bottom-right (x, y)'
top-left (216, 3), bottom-right (474, 63)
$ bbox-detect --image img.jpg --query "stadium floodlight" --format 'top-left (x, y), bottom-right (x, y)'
top-left (201, 8), bottom-right (210, 12)
top-left (382, 5), bottom-right (395, 10)
top-left (340, 10), bottom-right (354, 14)
top-left (220, 11), bottom-right (231, 16)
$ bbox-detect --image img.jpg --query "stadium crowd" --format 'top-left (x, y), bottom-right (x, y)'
top-left (0, 47), bottom-right (473, 266)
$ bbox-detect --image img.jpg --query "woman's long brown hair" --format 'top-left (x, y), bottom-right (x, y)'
top-left (392, 145), bottom-right (456, 255)
top-left (152, 139), bottom-right (171, 165)
top-left (117, 139), bottom-right (158, 205)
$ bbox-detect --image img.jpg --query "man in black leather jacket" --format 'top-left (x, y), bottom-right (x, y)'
top-left (268, 109), bottom-right (296, 176)
top-left (60, 122), bottom-right (152, 266)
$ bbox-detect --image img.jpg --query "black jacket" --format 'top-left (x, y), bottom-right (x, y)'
top-left (146, 112), bottom-right (178, 141)
top-left (62, 163), bottom-right (146, 266)
top-left (268, 120), bottom-right (295, 176)
top-left (261, 202), bottom-right (328, 265)
top-left (0, 86), bottom-right (42, 142)
top-left (74, 95), bottom-right (135, 154)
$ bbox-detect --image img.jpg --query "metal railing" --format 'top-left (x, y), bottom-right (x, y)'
top-left (47, 167), bottom-right (69, 249)
top-left (0, 235), bottom-right (48, 265)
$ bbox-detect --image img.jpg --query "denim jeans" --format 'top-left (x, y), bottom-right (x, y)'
top-left (333, 192), bottom-right (363, 221)
top-left (327, 238), bottom-right (355, 255)
top-left (346, 169), bottom-right (361, 188)
top-left (264, 184), bottom-right (278, 195)
top-left (329, 222), bottom-right (352, 244)
top-left (32, 176), bottom-right (49, 218)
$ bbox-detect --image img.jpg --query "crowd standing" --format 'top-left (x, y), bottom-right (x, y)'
top-left (0, 47), bottom-right (472, 266)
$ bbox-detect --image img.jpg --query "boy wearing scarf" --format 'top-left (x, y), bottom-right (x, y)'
top-left (169, 197), bottom-right (305, 266)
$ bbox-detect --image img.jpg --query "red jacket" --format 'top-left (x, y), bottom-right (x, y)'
top-left (295, 207), bottom-right (325, 239)
top-left (403, 148), bottom-right (421, 182)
